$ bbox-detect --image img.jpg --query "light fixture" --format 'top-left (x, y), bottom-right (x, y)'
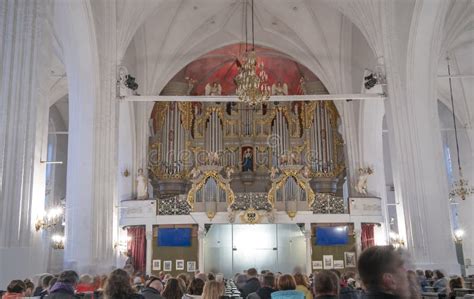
top-left (35, 204), bottom-right (65, 232)
top-left (446, 57), bottom-right (474, 201)
top-left (51, 234), bottom-right (65, 250)
top-left (389, 231), bottom-right (405, 248)
top-left (234, 0), bottom-right (270, 106)
top-left (454, 228), bottom-right (465, 243)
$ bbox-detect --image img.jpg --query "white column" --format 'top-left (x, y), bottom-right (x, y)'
top-left (383, 0), bottom-right (458, 274)
top-left (353, 221), bottom-right (362, 258)
top-left (146, 225), bottom-right (153, 275)
top-left (304, 223), bottom-right (312, 275)
top-left (0, 0), bottom-right (52, 286)
top-left (198, 225), bottom-right (205, 273)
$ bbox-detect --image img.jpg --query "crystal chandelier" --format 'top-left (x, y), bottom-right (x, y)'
top-left (235, 0), bottom-right (270, 106)
top-left (446, 57), bottom-right (473, 201)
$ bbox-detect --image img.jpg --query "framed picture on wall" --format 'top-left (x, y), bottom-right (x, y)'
top-left (312, 260), bottom-right (323, 270)
top-left (344, 252), bottom-right (356, 268)
top-left (323, 255), bottom-right (334, 269)
top-left (334, 260), bottom-right (344, 269)
top-left (187, 261), bottom-right (196, 272)
top-left (176, 259), bottom-right (185, 271)
top-left (152, 259), bottom-right (161, 271)
top-left (164, 260), bottom-right (172, 271)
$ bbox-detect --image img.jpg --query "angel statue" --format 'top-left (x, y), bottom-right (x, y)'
top-left (269, 167), bottom-right (279, 180)
top-left (302, 166), bottom-right (311, 178)
top-left (225, 166), bottom-right (234, 179)
top-left (136, 168), bottom-right (148, 200)
top-left (355, 167), bottom-right (374, 195)
top-left (279, 153), bottom-right (288, 165)
top-left (185, 76), bottom-right (197, 95)
top-left (190, 167), bottom-right (201, 179)
top-left (207, 151), bottom-right (220, 165)
top-left (117, 66), bottom-right (130, 98)
top-left (205, 82), bottom-right (222, 96)
top-left (271, 81), bottom-right (288, 96)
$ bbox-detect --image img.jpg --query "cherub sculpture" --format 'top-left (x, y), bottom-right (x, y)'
top-left (302, 166), bottom-right (311, 178)
top-left (205, 82), bottom-right (222, 96)
top-left (225, 166), bottom-right (234, 179)
top-left (269, 167), bottom-right (279, 180)
top-left (190, 167), bottom-right (201, 179)
top-left (271, 81), bottom-right (288, 96)
top-left (355, 167), bottom-right (374, 195)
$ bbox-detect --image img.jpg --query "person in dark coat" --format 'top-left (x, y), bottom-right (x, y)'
top-left (357, 246), bottom-right (410, 299)
top-left (247, 272), bottom-right (276, 299)
top-left (44, 270), bottom-right (80, 299)
top-left (140, 277), bottom-right (164, 299)
top-left (312, 271), bottom-right (339, 299)
top-left (240, 268), bottom-right (261, 299)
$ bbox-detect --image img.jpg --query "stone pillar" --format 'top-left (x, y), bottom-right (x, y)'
top-left (304, 223), bottom-right (312, 275)
top-left (353, 221), bottom-right (362, 258)
top-left (198, 225), bottom-right (205, 273)
top-left (0, 0), bottom-right (52, 286)
top-left (146, 225), bottom-right (153, 275)
top-left (382, 0), bottom-right (458, 274)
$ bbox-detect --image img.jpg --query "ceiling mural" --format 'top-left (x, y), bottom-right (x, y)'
top-left (161, 43), bottom-right (322, 96)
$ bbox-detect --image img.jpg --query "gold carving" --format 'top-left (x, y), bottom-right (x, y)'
top-left (177, 102), bottom-right (194, 130)
top-left (240, 208), bottom-right (261, 224)
top-left (153, 102), bottom-right (170, 132)
top-left (186, 168), bottom-right (235, 209)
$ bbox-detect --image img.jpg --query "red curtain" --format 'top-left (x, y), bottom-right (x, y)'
top-left (361, 223), bottom-right (375, 251)
top-left (127, 226), bottom-right (146, 274)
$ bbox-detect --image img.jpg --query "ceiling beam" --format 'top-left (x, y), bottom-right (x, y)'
top-left (120, 93), bottom-right (385, 102)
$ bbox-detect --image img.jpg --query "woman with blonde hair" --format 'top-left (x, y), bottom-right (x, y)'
top-left (293, 273), bottom-right (312, 299)
top-left (271, 274), bottom-right (304, 299)
top-left (201, 281), bottom-right (224, 299)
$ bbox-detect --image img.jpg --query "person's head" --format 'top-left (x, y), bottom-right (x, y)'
top-left (104, 268), bottom-right (134, 299)
top-left (433, 270), bottom-right (445, 280)
top-left (293, 273), bottom-right (309, 288)
top-left (202, 280), bottom-right (224, 299)
top-left (425, 270), bottom-right (433, 279)
top-left (7, 280), bottom-right (26, 294)
top-left (187, 278), bottom-right (205, 295)
top-left (415, 269), bottom-right (424, 277)
top-left (207, 272), bottom-right (216, 281)
top-left (261, 273), bottom-right (275, 288)
top-left (247, 268), bottom-right (258, 278)
top-left (41, 274), bottom-right (54, 289)
top-left (162, 278), bottom-right (185, 299)
top-left (177, 273), bottom-right (190, 288)
top-left (23, 279), bottom-right (34, 296)
top-left (78, 274), bottom-right (94, 286)
top-left (277, 274), bottom-right (296, 291)
top-left (357, 245), bottom-right (409, 297)
top-left (146, 277), bottom-right (163, 293)
top-left (313, 271), bottom-right (339, 296)
top-left (48, 277), bottom-right (58, 290)
top-left (449, 276), bottom-right (463, 290)
top-left (406, 270), bottom-right (421, 299)
top-left (196, 272), bottom-right (208, 282)
top-left (58, 270), bottom-right (79, 286)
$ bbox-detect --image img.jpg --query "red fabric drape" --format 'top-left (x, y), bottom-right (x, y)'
top-left (361, 223), bottom-right (375, 251)
top-left (127, 226), bottom-right (146, 274)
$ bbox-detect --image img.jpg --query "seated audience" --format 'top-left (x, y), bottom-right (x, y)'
top-left (406, 270), bottom-right (421, 299)
top-left (424, 270), bottom-right (433, 283)
top-left (183, 278), bottom-right (205, 299)
top-left (293, 273), bottom-right (312, 299)
top-left (36, 274), bottom-right (54, 298)
top-left (241, 268), bottom-right (261, 298)
top-left (76, 274), bottom-right (95, 293)
top-left (45, 270), bottom-right (80, 299)
top-left (103, 268), bottom-right (144, 299)
top-left (201, 281), bottom-right (224, 299)
top-left (415, 270), bottom-right (428, 292)
top-left (2, 280), bottom-right (26, 299)
top-left (271, 274), bottom-right (304, 299)
top-left (235, 274), bottom-right (248, 291)
top-left (312, 271), bottom-right (339, 299)
top-left (24, 279), bottom-right (35, 297)
top-left (177, 274), bottom-right (191, 289)
top-left (448, 276), bottom-right (464, 299)
top-left (196, 273), bottom-right (208, 283)
top-left (432, 270), bottom-right (448, 294)
top-left (248, 272), bottom-right (277, 299)
top-left (140, 277), bottom-right (164, 299)
top-left (207, 273), bottom-right (216, 281)
top-left (162, 278), bottom-right (185, 299)
top-left (357, 245), bottom-right (410, 299)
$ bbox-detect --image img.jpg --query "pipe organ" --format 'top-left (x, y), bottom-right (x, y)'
top-left (149, 100), bottom-right (345, 215)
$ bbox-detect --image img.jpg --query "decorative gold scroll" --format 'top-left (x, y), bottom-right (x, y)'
top-left (186, 168), bottom-right (235, 209)
top-left (153, 102), bottom-right (170, 132)
top-left (177, 102), bottom-right (194, 130)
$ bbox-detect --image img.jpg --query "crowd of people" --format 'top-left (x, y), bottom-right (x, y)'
top-left (0, 246), bottom-right (470, 299)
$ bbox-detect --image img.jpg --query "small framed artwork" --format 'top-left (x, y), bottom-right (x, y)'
top-left (176, 259), bottom-right (185, 271)
top-left (187, 261), bottom-right (196, 272)
top-left (312, 260), bottom-right (323, 270)
top-left (323, 255), bottom-right (334, 269)
top-left (152, 259), bottom-right (161, 271)
top-left (163, 260), bottom-right (172, 272)
top-left (334, 260), bottom-right (344, 269)
top-left (344, 252), bottom-right (356, 268)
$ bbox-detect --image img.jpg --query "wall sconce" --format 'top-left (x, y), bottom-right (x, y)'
top-left (123, 168), bottom-right (130, 177)
top-left (454, 228), bottom-right (464, 243)
top-left (51, 234), bottom-right (65, 249)
top-left (389, 231), bottom-right (405, 248)
top-left (35, 205), bottom-right (64, 232)
top-left (114, 235), bottom-right (131, 254)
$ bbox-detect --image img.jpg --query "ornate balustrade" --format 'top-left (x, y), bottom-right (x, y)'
top-left (311, 193), bottom-right (346, 214)
top-left (157, 195), bottom-right (191, 215)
